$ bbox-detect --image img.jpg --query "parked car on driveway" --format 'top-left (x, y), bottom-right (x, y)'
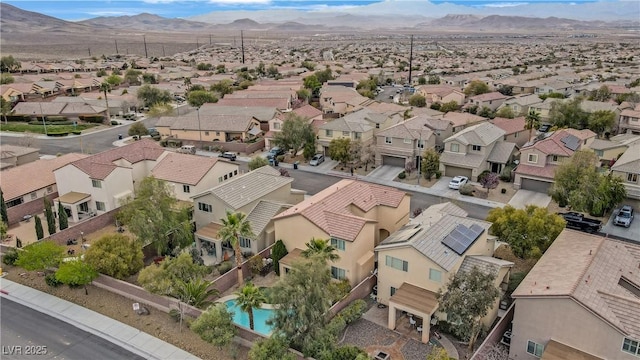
top-left (448, 176), bottom-right (469, 190)
top-left (310, 154), bottom-right (325, 166)
top-left (613, 205), bottom-right (635, 228)
top-left (218, 152), bottom-right (237, 161)
top-left (558, 211), bottom-right (602, 233)
top-left (266, 146), bottom-right (286, 160)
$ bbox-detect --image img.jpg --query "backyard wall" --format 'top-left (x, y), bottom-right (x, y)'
top-left (180, 138), bottom-right (265, 155)
top-left (7, 192), bottom-right (58, 225)
top-left (44, 209), bottom-right (118, 246)
top-left (470, 304), bottom-right (514, 360)
top-left (211, 244), bottom-right (273, 294)
top-left (328, 273), bottom-right (376, 318)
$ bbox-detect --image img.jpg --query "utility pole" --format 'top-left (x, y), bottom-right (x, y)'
top-left (143, 35), bottom-right (148, 58)
top-left (162, 45), bottom-right (165, 57)
top-left (196, 39), bottom-right (199, 49)
top-left (408, 35), bottom-right (414, 86)
top-left (115, 40), bottom-right (119, 54)
top-left (88, 47), bottom-right (91, 57)
top-left (240, 30), bottom-right (245, 64)
top-left (209, 34), bottom-right (212, 45)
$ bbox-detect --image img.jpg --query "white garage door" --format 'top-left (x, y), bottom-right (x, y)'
top-left (382, 155), bottom-right (406, 167)
top-left (445, 166), bottom-right (473, 179)
top-left (521, 178), bottom-right (553, 193)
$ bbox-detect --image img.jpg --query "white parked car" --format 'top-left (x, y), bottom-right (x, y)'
top-left (448, 176), bottom-right (469, 190)
top-left (309, 154), bottom-right (325, 166)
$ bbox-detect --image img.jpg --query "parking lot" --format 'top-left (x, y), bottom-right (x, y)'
top-left (601, 203), bottom-right (640, 243)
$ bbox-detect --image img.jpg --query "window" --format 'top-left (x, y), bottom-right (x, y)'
top-left (229, 172), bottom-right (233, 178)
top-left (451, 143), bottom-right (459, 153)
top-left (503, 135), bottom-right (507, 141)
top-left (30, 192), bottom-right (37, 200)
top-left (354, 132), bottom-right (362, 139)
top-left (342, 131), bottom-right (350, 137)
top-left (92, 179), bottom-right (102, 188)
top-left (623, 337), bottom-right (640, 356)
top-left (216, 131), bottom-right (220, 136)
top-left (528, 154), bottom-right (538, 164)
top-left (234, 170), bottom-right (238, 175)
top-left (552, 155), bottom-right (558, 162)
top-left (204, 131), bottom-right (210, 136)
top-left (239, 237), bottom-right (251, 248)
top-left (628, 173), bottom-right (638, 183)
top-left (224, 174), bottom-right (228, 180)
top-left (326, 130), bottom-right (333, 137)
top-left (331, 237), bottom-right (346, 251)
top-left (183, 185), bottom-right (190, 193)
top-left (418, 140), bottom-right (425, 149)
top-left (527, 341), bottom-right (544, 357)
top-left (376, 123), bottom-right (380, 129)
top-left (331, 266), bottom-right (346, 280)
top-left (6, 198), bottom-right (23, 208)
top-left (514, 132), bottom-right (518, 138)
top-left (218, 177), bottom-right (223, 183)
top-left (404, 138), bottom-right (412, 144)
top-left (390, 286), bottom-right (397, 296)
top-left (273, 122), bottom-right (281, 130)
top-left (198, 202), bottom-right (212, 212)
top-left (472, 145), bottom-right (481, 151)
top-left (385, 255), bottom-right (408, 272)
top-left (429, 268), bottom-right (442, 282)
top-left (284, 267), bottom-right (290, 274)
top-left (385, 137), bottom-right (392, 144)
top-left (47, 186), bottom-right (53, 193)
top-left (595, 150), bottom-right (604, 157)
top-left (95, 201), bottom-right (106, 211)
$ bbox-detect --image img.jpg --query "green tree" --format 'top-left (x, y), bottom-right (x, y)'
top-left (235, 282), bottom-right (266, 330)
top-left (497, 85), bottom-right (513, 96)
top-left (549, 97), bottom-right (588, 129)
top-left (118, 176), bottom-right (192, 255)
top-left (550, 149), bottom-right (599, 208)
top-left (248, 156), bottom-right (269, 170)
top-left (439, 100), bottom-right (459, 113)
top-left (464, 80), bottom-right (490, 96)
top-left (1, 97), bottom-right (12, 123)
top-left (128, 122), bottom-right (148, 137)
top-left (124, 68), bottom-right (142, 85)
top-left (105, 74), bottom-right (123, 86)
top-left (269, 258), bottom-right (333, 353)
top-left (84, 234), bottom-right (144, 279)
top-left (0, 188), bottom-right (8, 223)
top-left (273, 113), bottom-right (315, 157)
top-left (426, 347), bottom-right (450, 360)
top-left (136, 84), bottom-right (172, 108)
top-left (437, 266), bottom-right (500, 351)
top-left (0, 55), bottom-right (21, 72)
top-left (15, 241), bottom-right (65, 271)
top-left (271, 239), bottom-right (288, 276)
top-left (568, 170), bottom-right (626, 216)
top-left (303, 74), bottom-right (322, 96)
top-left (218, 210), bottom-right (255, 287)
top-left (0, 220), bottom-right (8, 241)
top-left (421, 148), bottom-right (440, 180)
top-left (428, 75), bottom-right (440, 84)
top-left (57, 202), bottom-right (68, 230)
top-left (187, 90), bottom-right (218, 107)
top-left (486, 205), bottom-right (566, 259)
top-left (480, 172), bottom-right (500, 194)
top-left (301, 238), bottom-right (339, 262)
top-left (588, 85), bottom-right (611, 102)
top-left (409, 94), bottom-right (426, 107)
top-left (328, 138), bottom-right (351, 167)
top-left (100, 82), bottom-right (111, 120)
top-left (588, 110), bottom-right (616, 137)
top-left (297, 89), bottom-right (311, 102)
top-left (34, 215), bottom-right (44, 240)
top-left (495, 107), bottom-right (515, 119)
top-left (477, 106), bottom-right (495, 119)
top-left (55, 259), bottom-right (98, 295)
top-left (525, 109), bottom-right (541, 141)
top-left (191, 303), bottom-right (237, 350)
top-left (175, 278), bottom-right (219, 308)
top-left (210, 79), bottom-right (234, 96)
top-left (138, 252), bottom-right (209, 295)
top-left (418, 76), bottom-right (427, 85)
top-left (249, 336), bottom-right (296, 360)
top-left (538, 92), bottom-right (565, 101)
top-left (44, 197), bottom-right (56, 235)
top-left (0, 73), bottom-right (14, 85)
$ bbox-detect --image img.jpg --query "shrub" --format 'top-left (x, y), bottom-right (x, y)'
top-left (218, 261), bottom-right (233, 274)
top-left (340, 299), bottom-right (367, 324)
top-left (328, 278), bottom-right (351, 303)
top-left (249, 255), bottom-right (263, 274)
top-left (477, 170), bottom-right (491, 184)
top-left (435, 170), bottom-right (442, 179)
top-left (45, 273), bottom-right (62, 287)
top-left (500, 166), bottom-right (513, 182)
top-left (459, 183), bottom-right (475, 196)
top-left (110, 120), bottom-right (119, 125)
top-left (2, 248), bottom-right (19, 265)
top-left (79, 115), bottom-right (105, 123)
top-left (398, 171), bottom-right (406, 179)
top-left (45, 116), bottom-right (68, 122)
top-left (169, 308), bottom-right (181, 322)
top-left (47, 132), bottom-right (69, 137)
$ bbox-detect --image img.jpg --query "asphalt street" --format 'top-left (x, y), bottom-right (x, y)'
top-left (0, 298), bottom-right (145, 360)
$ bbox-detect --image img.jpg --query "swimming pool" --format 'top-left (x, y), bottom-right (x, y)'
top-left (224, 299), bottom-right (275, 336)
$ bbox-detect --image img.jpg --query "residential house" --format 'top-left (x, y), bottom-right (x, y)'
top-left (156, 114), bottom-right (262, 144)
top-left (580, 100), bottom-right (622, 127)
top-left (496, 94), bottom-right (542, 116)
top-left (514, 129), bottom-right (596, 192)
top-left (422, 115), bottom-right (453, 151)
top-left (192, 166), bottom-right (305, 264)
top-left (216, 98), bottom-right (291, 111)
top-left (439, 112), bottom-right (487, 133)
top-left (619, 106), bottom-right (640, 135)
top-left (375, 202), bottom-right (512, 343)
top-left (53, 139), bottom-right (166, 223)
top-left (611, 142), bottom-right (640, 200)
top-left (319, 85), bottom-right (371, 116)
top-left (510, 229), bottom-right (640, 360)
top-left (465, 92), bottom-right (508, 112)
top-left (588, 138), bottom-right (628, 166)
top-left (265, 105), bottom-right (323, 149)
top-left (150, 153), bottom-right (239, 202)
top-left (1, 83), bottom-right (34, 102)
top-left (273, 179), bottom-right (410, 287)
top-left (199, 104), bottom-right (279, 132)
top-left (12, 101), bottom-right (107, 121)
top-left (0, 145), bottom-right (40, 170)
top-left (0, 153), bottom-right (87, 225)
top-left (375, 116), bottom-right (436, 167)
top-left (439, 122), bottom-right (518, 180)
top-left (415, 85), bottom-right (466, 106)
top-left (534, 80), bottom-right (573, 96)
top-left (491, 116), bottom-right (528, 148)
top-left (529, 98), bottom-right (558, 122)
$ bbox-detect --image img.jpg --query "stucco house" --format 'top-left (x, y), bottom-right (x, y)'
top-left (374, 116), bottom-right (436, 167)
top-left (265, 105), bottom-right (323, 149)
top-left (619, 106), bottom-right (640, 135)
top-left (375, 202), bottom-right (512, 343)
top-left (510, 229), bottom-right (640, 360)
top-left (514, 129), bottom-right (596, 193)
top-left (154, 113), bottom-right (262, 144)
top-left (0, 145), bottom-right (40, 170)
top-left (611, 142), bottom-right (640, 200)
top-left (191, 166), bottom-right (305, 264)
top-left (319, 85), bottom-right (371, 116)
top-left (273, 179), bottom-right (410, 287)
top-left (465, 92), bottom-right (508, 112)
top-left (439, 122), bottom-right (518, 180)
top-left (415, 85), bottom-right (466, 106)
top-left (496, 93), bottom-right (542, 116)
top-left (491, 116), bottom-right (528, 148)
top-left (53, 139), bottom-right (165, 223)
top-left (439, 112), bottom-right (487, 133)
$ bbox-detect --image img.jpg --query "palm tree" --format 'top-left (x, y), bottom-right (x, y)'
top-left (234, 282), bottom-right (266, 331)
top-left (301, 238), bottom-right (340, 262)
top-left (100, 82), bottom-right (111, 122)
top-left (218, 210), bottom-right (255, 286)
top-left (525, 109), bottom-right (541, 142)
top-left (175, 278), bottom-right (219, 309)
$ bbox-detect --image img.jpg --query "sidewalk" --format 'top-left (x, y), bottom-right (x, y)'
top-left (0, 278), bottom-right (200, 360)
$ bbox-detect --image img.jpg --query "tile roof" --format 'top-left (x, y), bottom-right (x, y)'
top-left (0, 153), bottom-right (88, 201)
top-left (588, 139), bottom-right (625, 151)
top-left (469, 91), bottom-right (508, 102)
top-left (458, 255), bottom-right (513, 277)
top-left (513, 229), bottom-right (640, 339)
top-left (611, 143), bottom-right (640, 174)
top-left (376, 116), bottom-right (434, 140)
top-left (514, 163), bottom-right (558, 180)
top-left (151, 153), bottom-right (221, 186)
top-left (488, 142), bottom-right (517, 164)
top-left (292, 104), bottom-right (322, 119)
top-left (194, 166), bottom-right (293, 210)
top-left (522, 129), bottom-right (595, 156)
top-left (69, 139), bottom-right (164, 180)
top-left (246, 200), bottom-right (291, 236)
top-left (198, 104), bottom-right (278, 121)
top-left (216, 98), bottom-right (290, 110)
top-left (490, 116), bottom-right (526, 135)
top-left (441, 112), bottom-right (487, 128)
top-left (446, 122), bottom-right (505, 146)
top-left (0, 145), bottom-right (39, 158)
top-left (168, 114), bottom-right (257, 132)
top-left (440, 151), bottom-right (486, 168)
top-left (274, 179), bottom-right (406, 241)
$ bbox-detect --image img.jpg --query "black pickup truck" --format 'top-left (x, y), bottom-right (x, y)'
top-left (557, 212), bottom-right (602, 233)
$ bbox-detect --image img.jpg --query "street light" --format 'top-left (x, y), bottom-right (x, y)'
top-left (38, 102), bottom-right (47, 136)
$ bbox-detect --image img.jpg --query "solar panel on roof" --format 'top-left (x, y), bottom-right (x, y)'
top-left (561, 135), bottom-right (580, 151)
top-left (441, 223), bottom-right (485, 255)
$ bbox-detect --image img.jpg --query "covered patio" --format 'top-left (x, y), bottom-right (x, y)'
top-left (388, 282), bottom-right (439, 344)
top-left (194, 222), bottom-right (234, 266)
top-left (55, 191), bottom-right (92, 223)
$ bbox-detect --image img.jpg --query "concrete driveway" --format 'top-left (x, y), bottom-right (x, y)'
top-left (368, 165), bottom-right (404, 181)
top-left (602, 205), bottom-right (640, 243)
top-left (508, 190), bottom-right (551, 209)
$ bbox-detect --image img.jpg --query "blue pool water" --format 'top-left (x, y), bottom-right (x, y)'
top-left (224, 299), bottom-right (274, 336)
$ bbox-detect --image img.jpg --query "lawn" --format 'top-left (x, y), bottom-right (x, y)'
top-left (0, 122), bottom-right (98, 134)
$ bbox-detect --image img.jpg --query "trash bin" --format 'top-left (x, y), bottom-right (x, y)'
top-left (293, 161), bottom-right (299, 170)
top-left (118, 134), bottom-right (123, 140)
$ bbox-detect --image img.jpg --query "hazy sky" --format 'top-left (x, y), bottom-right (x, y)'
top-left (6, 0), bottom-right (603, 20)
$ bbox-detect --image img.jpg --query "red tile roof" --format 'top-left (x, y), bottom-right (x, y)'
top-left (274, 179), bottom-right (406, 241)
top-left (523, 129), bottom-right (595, 156)
top-left (514, 163), bottom-right (558, 180)
top-left (293, 104), bottom-right (322, 119)
top-left (491, 116), bottom-right (526, 135)
top-left (151, 153), bottom-right (220, 186)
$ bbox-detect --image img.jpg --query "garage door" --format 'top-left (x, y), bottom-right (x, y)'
top-left (444, 166), bottom-right (473, 179)
top-left (521, 178), bottom-right (553, 193)
top-left (382, 155), bottom-right (405, 167)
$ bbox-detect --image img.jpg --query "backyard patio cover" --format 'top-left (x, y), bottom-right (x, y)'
top-left (389, 282), bottom-right (439, 316)
top-left (541, 340), bottom-right (603, 360)
top-left (57, 191), bottom-right (90, 204)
